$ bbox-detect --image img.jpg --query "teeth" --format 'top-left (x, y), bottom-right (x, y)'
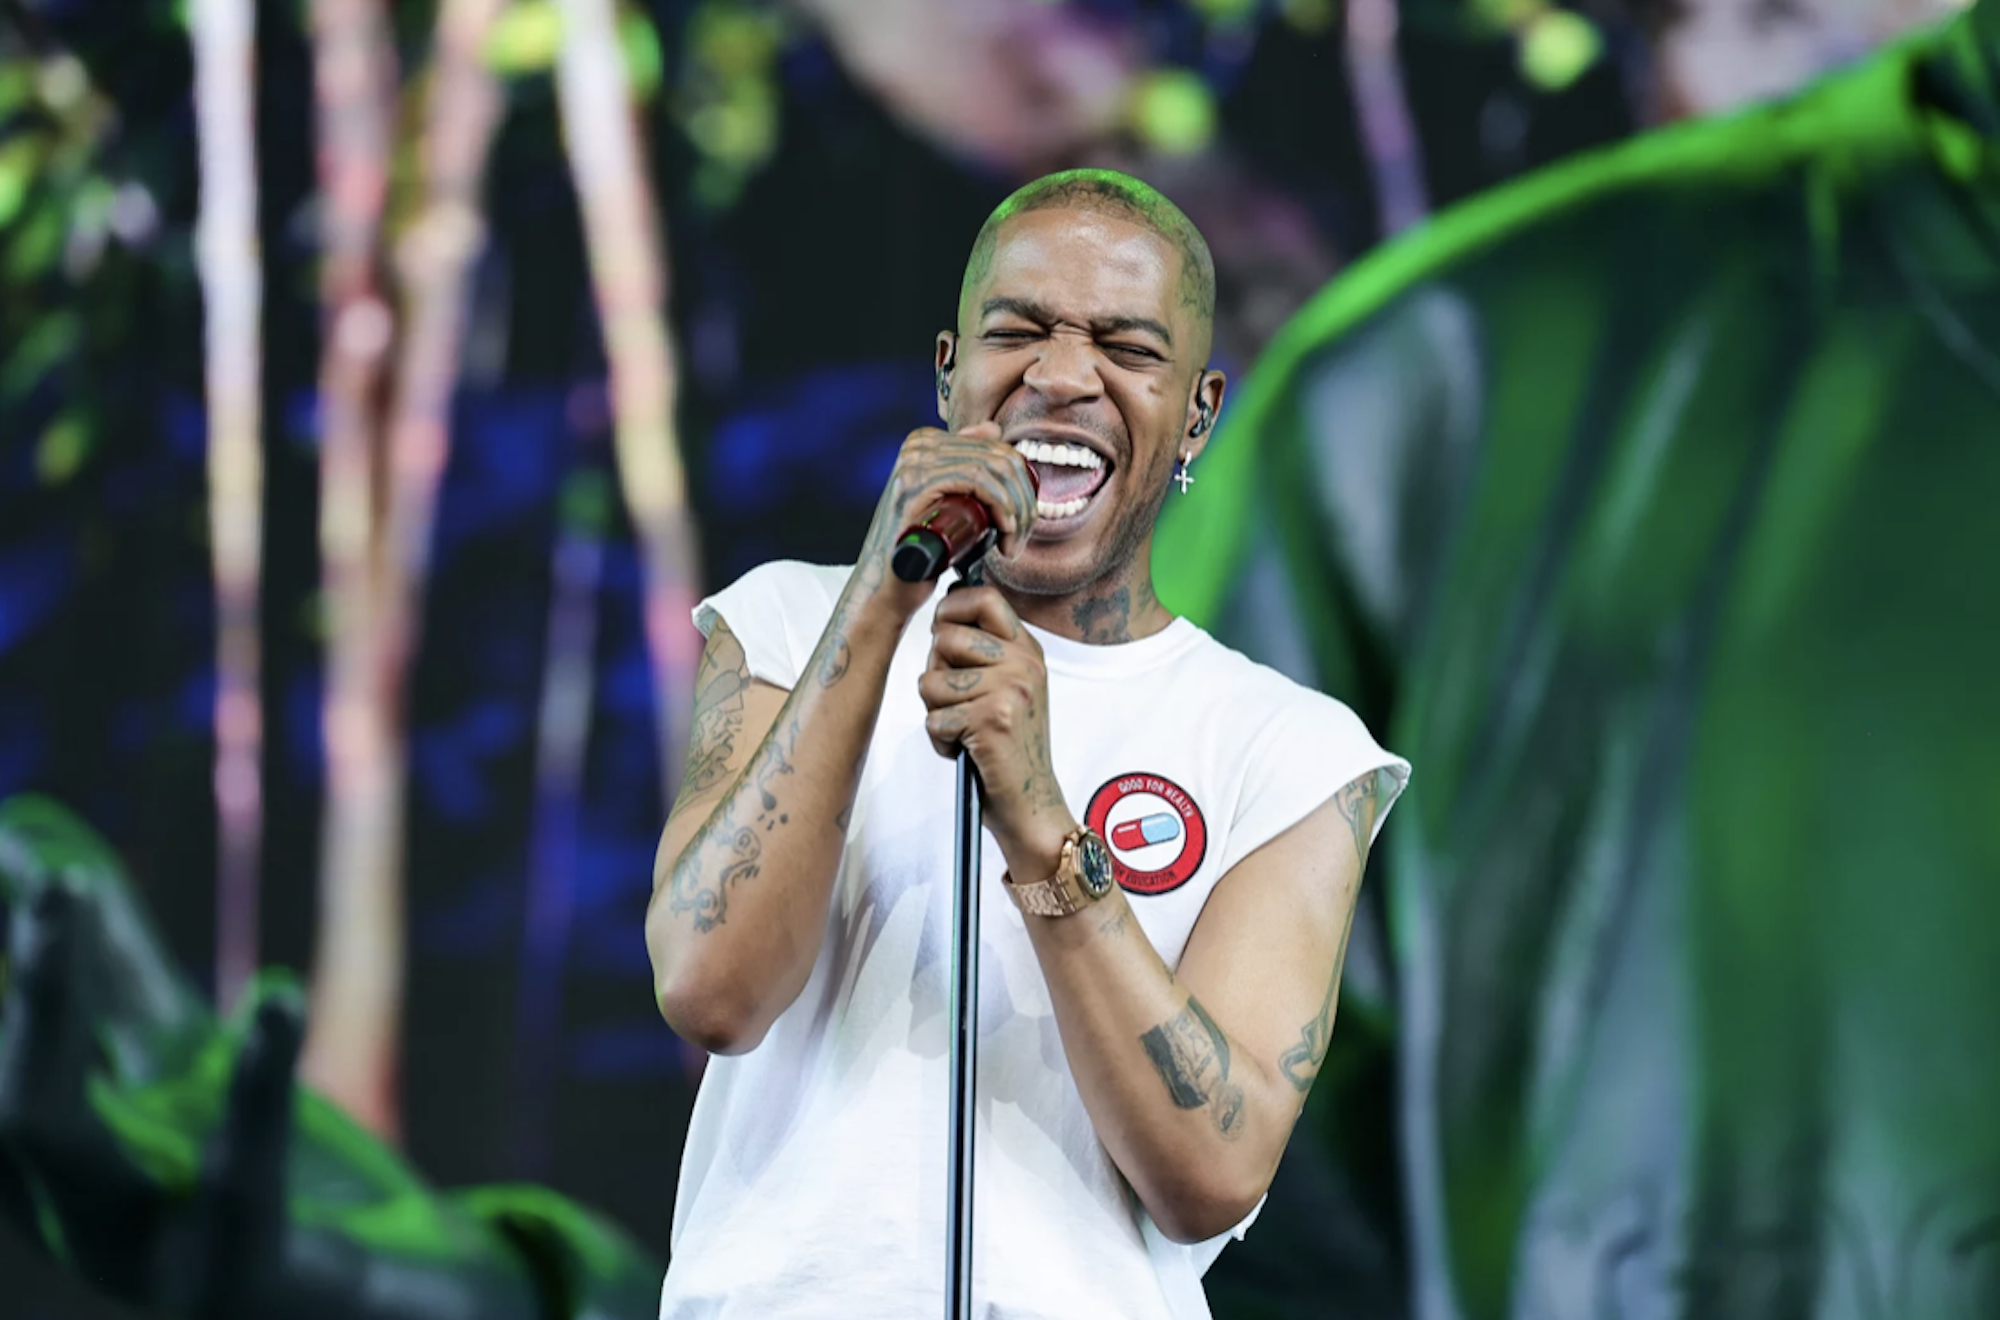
top-left (1037, 495), bottom-right (1090, 519)
top-left (1012, 440), bottom-right (1102, 469)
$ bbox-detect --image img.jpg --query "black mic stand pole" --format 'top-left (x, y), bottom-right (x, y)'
top-left (889, 505), bottom-right (1001, 1320)
top-left (944, 550), bottom-right (988, 1320)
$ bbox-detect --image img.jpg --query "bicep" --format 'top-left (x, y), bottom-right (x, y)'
top-left (652, 619), bottom-right (790, 888)
top-left (1175, 773), bottom-right (1381, 1109)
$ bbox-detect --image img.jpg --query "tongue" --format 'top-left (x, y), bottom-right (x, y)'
top-left (1032, 462), bottom-right (1103, 503)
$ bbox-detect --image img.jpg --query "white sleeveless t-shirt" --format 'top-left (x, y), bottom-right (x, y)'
top-left (658, 561), bottom-right (1410, 1320)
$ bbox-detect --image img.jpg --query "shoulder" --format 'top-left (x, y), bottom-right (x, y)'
top-left (694, 561), bottom-right (855, 688)
top-left (1174, 628), bottom-right (1411, 859)
top-left (714, 559), bottom-right (852, 605)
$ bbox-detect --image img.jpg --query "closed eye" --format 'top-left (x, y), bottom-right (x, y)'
top-left (1105, 342), bottom-right (1164, 363)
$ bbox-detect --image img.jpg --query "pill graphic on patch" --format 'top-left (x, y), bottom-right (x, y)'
top-left (1112, 813), bottom-right (1182, 851)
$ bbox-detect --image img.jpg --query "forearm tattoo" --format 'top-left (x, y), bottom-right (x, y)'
top-left (1139, 996), bottom-right (1246, 1140)
top-left (668, 806), bottom-right (763, 933)
top-left (1020, 695), bottom-right (1063, 811)
top-left (667, 713), bottom-right (801, 933)
top-left (1277, 773), bottom-right (1377, 1093)
top-left (667, 586), bottom-right (875, 932)
top-left (816, 583), bottom-right (863, 688)
top-left (1277, 935), bottom-right (1346, 1095)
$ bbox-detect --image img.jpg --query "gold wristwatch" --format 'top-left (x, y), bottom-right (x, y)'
top-left (1004, 825), bottom-right (1117, 917)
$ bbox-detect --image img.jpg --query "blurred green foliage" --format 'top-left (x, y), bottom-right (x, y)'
top-left (0, 3), bottom-right (191, 515)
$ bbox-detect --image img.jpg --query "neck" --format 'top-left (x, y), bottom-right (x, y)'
top-left (998, 553), bottom-right (1174, 645)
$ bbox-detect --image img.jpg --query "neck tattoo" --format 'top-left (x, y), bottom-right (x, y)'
top-left (1071, 587), bottom-right (1134, 644)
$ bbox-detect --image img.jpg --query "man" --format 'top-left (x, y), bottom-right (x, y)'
top-left (1157, 3), bottom-right (2000, 1317)
top-left (645, 170), bottom-right (1409, 1318)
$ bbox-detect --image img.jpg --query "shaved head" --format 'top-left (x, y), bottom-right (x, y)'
top-left (959, 169), bottom-right (1216, 354)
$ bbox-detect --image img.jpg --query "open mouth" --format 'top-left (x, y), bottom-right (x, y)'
top-left (1013, 438), bottom-right (1112, 521)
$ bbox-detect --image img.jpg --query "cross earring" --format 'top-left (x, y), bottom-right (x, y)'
top-left (937, 368), bottom-right (951, 402)
top-left (1174, 452), bottom-right (1194, 494)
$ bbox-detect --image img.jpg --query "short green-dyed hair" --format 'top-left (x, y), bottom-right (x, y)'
top-left (957, 168), bottom-right (1217, 335)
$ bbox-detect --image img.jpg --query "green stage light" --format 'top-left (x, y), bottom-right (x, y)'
top-left (1131, 69), bottom-right (1219, 156)
top-left (1519, 9), bottom-right (1602, 91)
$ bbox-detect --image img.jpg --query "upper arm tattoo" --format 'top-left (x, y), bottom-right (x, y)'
top-left (663, 580), bottom-right (879, 933)
top-left (665, 713), bottom-right (800, 933)
top-left (675, 624), bottom-right (751, 804)
top-left (1277, 958), bottom-right (1344, 1095)
top-left (1139, 995), bottom-right (1246, 1139)
top-left (662, 620), bottom-right (798, 933)
top-left (1275, 771), bottom-right (1379, 1094)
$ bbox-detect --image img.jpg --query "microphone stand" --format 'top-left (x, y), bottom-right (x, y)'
top-left (944, 551), bottom-right (988, 1320)
top-left (890, 501), bottom-right (1008, 1320)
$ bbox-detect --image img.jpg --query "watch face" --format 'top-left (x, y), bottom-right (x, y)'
top-left (1077, 833), bottom-right (1115, 898)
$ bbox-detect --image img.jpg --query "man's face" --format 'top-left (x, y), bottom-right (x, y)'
top-left (943, 207), bottom-right (1207, 599)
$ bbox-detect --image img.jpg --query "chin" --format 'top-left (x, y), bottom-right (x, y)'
top-left (992, 505), bottom-right (1152, 598)
top-left (986, 545), bottom-right (1089, 596)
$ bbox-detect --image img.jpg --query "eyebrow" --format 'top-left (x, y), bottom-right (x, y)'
top-left (980, 297), bottom-right (1174, 349)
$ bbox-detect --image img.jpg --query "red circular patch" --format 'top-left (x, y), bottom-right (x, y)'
top-left (1085, 772), bottom-right (1208, 897)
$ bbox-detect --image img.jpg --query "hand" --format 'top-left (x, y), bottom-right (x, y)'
top-left (917, 586), bottom-right (1076, 867)
top-left (852, 423), bottom-right (1038, 622)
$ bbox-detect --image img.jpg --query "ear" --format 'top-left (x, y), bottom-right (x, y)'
top-left (935, 332), bottom-right (958, 423)
top-left (1183, 369), bottom-right (1227, 463)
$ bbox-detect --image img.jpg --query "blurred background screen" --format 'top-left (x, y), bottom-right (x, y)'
top-left (0, 0), bottom-right (1985, 1316)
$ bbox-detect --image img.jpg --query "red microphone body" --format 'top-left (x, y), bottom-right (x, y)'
top-left (891, 468), bottom-right (1038, 584)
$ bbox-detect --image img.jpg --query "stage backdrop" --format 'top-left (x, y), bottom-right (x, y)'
top-left (0, 0), bottom-right (1959, 1316)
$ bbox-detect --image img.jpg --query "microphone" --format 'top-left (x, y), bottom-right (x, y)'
top-left (891, 467), bottom-right (1039, 584)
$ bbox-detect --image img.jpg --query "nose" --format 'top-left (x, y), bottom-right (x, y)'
top-left (1022, 328), bottom-right (1104, 406)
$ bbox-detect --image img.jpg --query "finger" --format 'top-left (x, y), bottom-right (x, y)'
top-left (903, 435), bottom-right (1034, 549)
top-left (0, 885), bottom-right (91, 1131)
top-left (950, 421), bottom-right (1036, 551)
top-left (929, 622), bottom-right (1008, 669)
top-left (933, 442), bottom-right (1032, 534)
top-left (925, 706), bottom-right (973, 759)
top-left (916, 667), bottom-right (987, 710)
top-left (932, 585), bottom-right (1024, 641)
top-left (1006, 448), bottom-right (1038, 556)
top-left (975, 445), bottom-right (1037, 560)
top-left (930, 584), bottom-right (996, 627)
top-left (945, 429), bottom-right (1036, 539)
top-left (901, 467), bottom-right (1023, 551)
